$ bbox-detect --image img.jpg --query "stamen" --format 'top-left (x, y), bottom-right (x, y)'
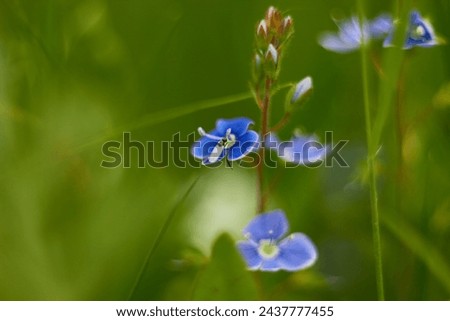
top-left (198, 127), bottom-right (206, 136)
top-left (198, 127), bottom-right (223, 140)
top-left (257, 240), bottom-right (280, 259)
top-left (416, 25), bottom-right (425, 37)
top-left (224, 129), bottom-right (237, 149)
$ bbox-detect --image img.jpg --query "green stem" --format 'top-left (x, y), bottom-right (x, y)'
top-left (257, 77), bottom-right (272, 213)
top-left (358, 0), bottom-right (385, 301)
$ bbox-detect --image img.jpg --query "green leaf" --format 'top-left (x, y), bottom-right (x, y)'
top-left (382, 214), bottom-right (450, 294)
top-left (191, 233), bottom-right (259, 300)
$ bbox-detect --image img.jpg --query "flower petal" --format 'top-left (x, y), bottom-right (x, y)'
top-left (216, 117), bottom-right (254, 137)
top-left (319, 16), bottom-right (377, 54)
top-left (290, 135), bottom-right (328, 164)
top-left (273, 133), bottom-right (328, 165)
top-left (202, 149), bottom-right (226, 165)
top-left (303, 144), bottom-right (329, 164)
top-left (338, 17), bottom-right (363, 43)
top-left (318, 33), bottom-right (360, 53)
top-left (191, 130), bottom-right (222, 159)
top-left (276, 233), bottom-right (318, 271)
top-left (259, 258), bottom-right (282, 271)
top-left (228, 130), bottom-right (260, 161)
top-left (243, 210), bottom-right (289, 243)
top-left (370, 14), bottom-right (393, 38)
top-left (237, 240), bottom-right (262, 270)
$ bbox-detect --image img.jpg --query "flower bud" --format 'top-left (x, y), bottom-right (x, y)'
top-left (283, 16), bottom-right (293, 34)
top-left (265, 6), bottom-right (282, 30)
top-left (291, 77), bottom-right (313, 104)
top-left (265, 6), bottom-right (276, 26)
top-left (285, 77), bottom-right (313, 111)
top-left (266, 44), bottom-right (278, 64)
top-left (257, 19), bottom-right (267, 38)
top-left (255, 53), bottom-right (262, 69)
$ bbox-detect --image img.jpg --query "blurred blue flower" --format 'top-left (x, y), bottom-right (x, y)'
top-left (384, 10), bottom-right (439, 49)
top-left (319, 15), bottom-right (393, 53)
top-left (266, 132), bottom-right (328, 165)
top-left (237, 210), bottom-right (318, 271)
top-left (370, 14), bottom-right (393, 38)
top-left (191, 117), bottom-right (259, 165)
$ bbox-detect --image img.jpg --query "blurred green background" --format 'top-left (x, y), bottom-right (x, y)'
top-left (0, 0), bottom-right (449, 300)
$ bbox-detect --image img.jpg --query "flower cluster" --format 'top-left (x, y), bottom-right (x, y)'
top-left (191, 119), bottom-right (328, 167)
top-left (254, 6), bottom-right (294, 80)
top-left (319, 10), bottom-right (440, 53)
top-left (191, 7), bottom-right (321, 273)
top-left (252, 6), bottom-right (295, 115)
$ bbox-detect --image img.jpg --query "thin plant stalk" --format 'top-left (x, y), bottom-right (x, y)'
top-left (127, 177), bottom-right (199, 300)
top-left (358, 0), bottom-right (385, 300)
top-left (257, 77), bottom-right (272, 213)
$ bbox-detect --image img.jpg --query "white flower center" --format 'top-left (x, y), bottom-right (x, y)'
top-left (414, 25), bottom-right (425, 38)
top-left (257, 240), bottom-right (280, 259)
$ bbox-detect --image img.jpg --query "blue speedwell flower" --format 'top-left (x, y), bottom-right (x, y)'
top-left (237, 210), bottom-right (318, 271)
top-left (266, 132), bottom-right (328, 165)
top-left (319, 15), bottom-right (392, 53)
top-left (191, 117), bottom-right (259, 165)
top-left (384, 10), bottom-right (439, 49)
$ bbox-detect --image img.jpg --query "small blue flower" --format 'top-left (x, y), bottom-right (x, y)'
top-left (237, 210), bottom-right (318, 271)
top-left (319, 15), bottom-right (393, 53)
top-left (318, 17), bottom-right (371, 53)
top-left (191, 117), bottom-right (259, 165)
top-left (266, 132), bottom-right (328, 165)
top-left (384, 10), bottom-right (439, 49)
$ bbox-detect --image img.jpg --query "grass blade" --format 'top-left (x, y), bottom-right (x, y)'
top-left (358, 0), bottom-right (385, 300)
top-left (382, 215), bottom-right (450, 294)
top-left (75, 83), bottom-right (292, 151)
top-left (127, 176), bottom-right (200, 300)
top-left (75, 91), bottom-right (254, 151)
